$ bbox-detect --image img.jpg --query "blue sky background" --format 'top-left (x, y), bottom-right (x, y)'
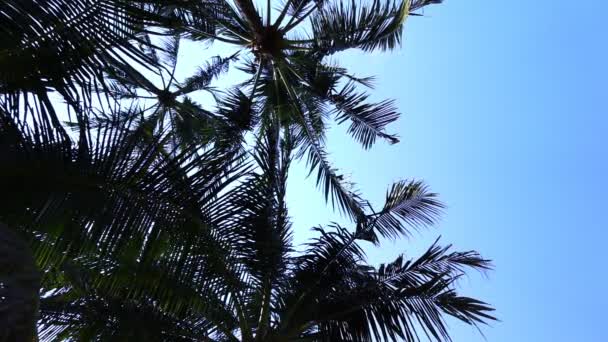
top-left (281, 0), bottom-right (608, 341)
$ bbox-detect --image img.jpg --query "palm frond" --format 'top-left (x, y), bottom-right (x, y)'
top-left (165, 0), bottom-right (240, 39)
top-left (212, 88), bottom-right (257, 151)
top-left (300, 131), bottom-right (366, 220)
top-left (332, 82), bottom-right (400, 148)
top-left (298, 239), bottom-right (494, 342)
top-left (177, 53), bottom-right (240, 95)
top-left (277, 224), bottom-right (366, 335)
top-left (360, 180), bottom-right (444, 242)
top-left (0, 106), bottom-right (249, 274)
top-left (1, 105), bottom-right (260, 340)
top-left (158, 33), bottom-right (182, 72)
top-left (39, 290), bottom-right (218, 341)
top-left (312, 0), bottom-right (411, 54)
top-left (223, 133), bottom-right (295, 337)
top-left (274, 63), bottom-right (366, 220)
top-left (0, 0), bottom-right (165, 117)
top-left (309, 0), bottom-right (443, 55)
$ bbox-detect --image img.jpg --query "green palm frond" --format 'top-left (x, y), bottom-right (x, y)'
top-left (272, 62), bottom-right (366, 220)
top-left (285, 229), bottom-right (494, 342)
top-left (311, 0), bottom-right (443, 54)
top-left (360, 180), bottom-right (444, 242)
top-left (102, 48), bottom-right (243, 152)
top-left (311, 0), bottom-right (411, 54)
top-left (332, 82), bottom-right (400, 148)
top-left (302, 136), bottom-right (366, 219)
top-left (0, 1), bottom-right (164, 115)
top-left (1, 107), bottom-right (248, 270)
top-left (1, 104), bottom-right (255, 340)
top-left (224, 133), bottom-right (295, 338)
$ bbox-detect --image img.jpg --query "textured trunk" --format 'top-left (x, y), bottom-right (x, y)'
top-left (0, 223), bottom-right (41, 342)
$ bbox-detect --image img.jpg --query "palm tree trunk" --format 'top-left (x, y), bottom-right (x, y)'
top-left (0, 222), bottom-right (41, 342)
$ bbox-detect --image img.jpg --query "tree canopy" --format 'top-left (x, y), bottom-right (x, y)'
top-left (0, 0), bottom-right (495, 341)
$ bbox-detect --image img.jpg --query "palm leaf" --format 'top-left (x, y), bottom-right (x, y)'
top-left (312, 0), bottom-right (443, 54)
top-left (177, 53), bottom-right (240, 95)
top-left (360, 180), bottom-right (444, 242)
top-left (290, 234), bottom-right (494, 341)
top-left (332, 82), bottom-right (400, 148)
top-left (1, 108), bottom-right (251, 339)
top-left (312, 0), bottom-right (411, 54)
top-left (0, 0), bottom-right (164, 117)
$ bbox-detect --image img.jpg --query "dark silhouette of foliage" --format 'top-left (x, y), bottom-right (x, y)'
top-left (0, 0), bottom-right (495, 341)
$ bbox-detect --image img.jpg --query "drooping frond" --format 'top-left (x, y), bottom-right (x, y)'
top-left (360, 180), bottom-right (444, 242)
top-left (300, 129), bottom-right (366, 220)
top-left (288, 234), bottom-right (494, 342)
top-left (312, 0), bottom-right (412, 54)
top-left (0, 0), bottom-right (166, 117)
top-left (271, 62), bottom-right (366, 220)
top-left (332, 82), bottom-right (400, 148)
top-left (276, 224), bottom-right (366, 336)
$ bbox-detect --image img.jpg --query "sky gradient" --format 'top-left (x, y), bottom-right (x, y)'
top-left (281, 1), bottom-right (608, 341)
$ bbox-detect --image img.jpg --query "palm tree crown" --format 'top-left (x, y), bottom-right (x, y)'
top-left (164, 0), bottom-right (447, 219)
top-left (62, 0), bottom-right (446, 221)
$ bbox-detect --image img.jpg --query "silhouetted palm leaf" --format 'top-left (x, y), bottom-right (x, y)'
top-left (0, 1), bottom-right (160, 124)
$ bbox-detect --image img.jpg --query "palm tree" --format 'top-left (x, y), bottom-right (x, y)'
top-left (101, 36), bottom-right (251, 153)
top-left (0, 0), bottom-right (237, 145)
top-left (1, 1), bottom-right (495, 340)
top-left (0, 123), bottom-right (494, 341)
top-left (2, 0), bottom-right (446, 218)
top-left (91, 0), bottom-right (446, 221)
top-left (0, 105), bottom-right (248, 340)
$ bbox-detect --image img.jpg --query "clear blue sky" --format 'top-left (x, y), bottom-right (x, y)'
top-left (281, 0), bottom-right (608, 341)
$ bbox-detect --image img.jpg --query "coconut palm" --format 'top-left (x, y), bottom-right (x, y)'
top-left (0, 0), bottom-right (229, 139)
top-left (101, 35), bottom-right (252, 153)
top-left (153, 0), bottom-right (446, 221)
top-left (83, 0), bottom-right (446, 223)
top-left (3, 126), bottom-right (494, 341)
top-left (0, 1), bottom-right (496, 340)
top-left (0, 104), bottom-right (248, 341)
